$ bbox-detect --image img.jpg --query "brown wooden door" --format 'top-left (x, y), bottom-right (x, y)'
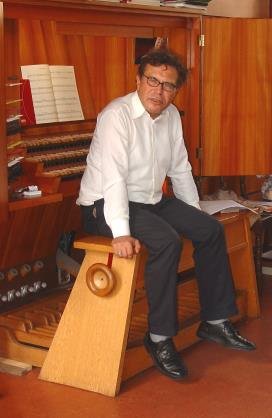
top-left (201, 17), bottom-right (272, 176)
top-left (169, 18), bottom-right (201, 175)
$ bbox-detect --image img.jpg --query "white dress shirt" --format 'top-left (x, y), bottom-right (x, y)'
top-left (77, 91), bottom-right (200, 238)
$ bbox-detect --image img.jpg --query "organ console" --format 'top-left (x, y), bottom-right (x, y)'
top-left (1, 122), bottom-right (95, 314)
top-left (0, 0), bottom-right (261, 396)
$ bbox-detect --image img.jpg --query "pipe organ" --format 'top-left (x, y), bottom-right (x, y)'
top-left (0, 0), bottom-right (264, 394)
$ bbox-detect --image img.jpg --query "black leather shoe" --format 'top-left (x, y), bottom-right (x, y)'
top-left (197, 320), bottom-right (256, 351)
top-left (143, 333), bottom-right (188, 380)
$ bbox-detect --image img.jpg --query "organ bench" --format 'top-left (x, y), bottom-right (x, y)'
top-left (38, 212), bottom-right (259, 396)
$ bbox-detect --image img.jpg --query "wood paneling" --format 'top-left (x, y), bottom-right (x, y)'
top-left (17, 20), bottom-right (142, 117)
top-left (16, 15), bottom-right (199, 122)
top-left (202, 17), bottom-right (272, 175)
top-left (207, 0), bottom-right (270, 18)
top-left (170, 20), bottom-right (201, 172)
top-left (56, 21), bottom-right (154, 38)
top-left (0, 5), bottom-right (8, 223)
top-left (0, 196), bottom-right (81, 269)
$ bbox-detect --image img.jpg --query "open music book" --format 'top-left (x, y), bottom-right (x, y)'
top-left (21, 64), bottom-right (84, 124)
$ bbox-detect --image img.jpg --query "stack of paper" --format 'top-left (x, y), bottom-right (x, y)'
top-left (199, 199), bottom-right (272, 216)
top-left (199, 200), bottom-right (259, 215)
top-left (183, 0), bottom-right (212, 7)
top-left (126, 0), bottom-right (161, 5)
top-left (161, 0), bottom-right (212, 9)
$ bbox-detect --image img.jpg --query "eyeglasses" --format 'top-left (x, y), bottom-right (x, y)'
top-left (143, 74), bottom-right (177, 93)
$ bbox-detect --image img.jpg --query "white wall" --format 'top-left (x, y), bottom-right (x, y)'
top-left (207, 0), bottom-right (270, 17)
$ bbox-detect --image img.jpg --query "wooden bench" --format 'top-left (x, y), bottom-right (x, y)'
top-left (39, 212), bottom-right (260, 396)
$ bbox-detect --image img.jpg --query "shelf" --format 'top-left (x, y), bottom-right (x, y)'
top-left (8, 193), bottom-right (63, 211)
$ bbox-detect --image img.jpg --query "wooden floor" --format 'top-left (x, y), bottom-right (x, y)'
top-left (1, 278), bottom-right (272, 418)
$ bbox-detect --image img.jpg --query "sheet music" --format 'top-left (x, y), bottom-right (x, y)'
top-left (21, 64), bottom-right (58, 124)
top-left (49, 66), bottom-right (84, 122)
top-left (199, 200), bottom-right (258, 215)
top-left (21, 64), bottom-right (84, 124)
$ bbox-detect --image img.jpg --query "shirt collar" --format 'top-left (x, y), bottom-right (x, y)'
top-left (131, 91), bottom-right (146, 119)
top-left (131, 91), bottom-right (169, 121)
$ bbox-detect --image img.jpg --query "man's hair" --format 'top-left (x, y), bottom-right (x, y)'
top-left (138, 48), bottom-right (188, 88)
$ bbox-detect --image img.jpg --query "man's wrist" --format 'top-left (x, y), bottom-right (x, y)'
top-left (111, 218), bottom-right (130, 238)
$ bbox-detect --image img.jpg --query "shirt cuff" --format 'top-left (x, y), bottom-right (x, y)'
top-left (110, 218), bottom-right (131, 238)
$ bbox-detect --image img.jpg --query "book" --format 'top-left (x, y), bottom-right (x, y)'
top-left (20, 64), bottom-right (84, 124)
top-left (20, 79), bottom-right (36, 126)
top-left (23, 190), bottom-right (42, 198)
top-left (6, 115), bottom-right (22, 135)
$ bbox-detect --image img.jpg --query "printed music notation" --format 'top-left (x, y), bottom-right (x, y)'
top-left (20, 64), bottom-right (84, 124)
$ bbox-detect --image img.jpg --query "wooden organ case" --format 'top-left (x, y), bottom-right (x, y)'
top-left (0, 0), bottom-right (264, 395)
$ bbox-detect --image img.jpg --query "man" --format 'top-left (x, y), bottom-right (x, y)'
top-left (77, 48), bottom-right (256, 380)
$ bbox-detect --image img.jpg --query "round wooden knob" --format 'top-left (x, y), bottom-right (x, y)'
top-left (20, 264), bottom-right (31, 277)
top-left (7, 268), bottom-right (18, 281)
top-left (33, 260), bottom-right (44, 273)
top-left (86, 263), bottom-right (115, 296)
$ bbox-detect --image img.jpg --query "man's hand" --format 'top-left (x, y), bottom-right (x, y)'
top-left (111, 236), bottom-right (141, 259)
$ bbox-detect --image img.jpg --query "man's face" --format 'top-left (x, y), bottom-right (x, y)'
top-left (136, 64), bottom-right (179, 119)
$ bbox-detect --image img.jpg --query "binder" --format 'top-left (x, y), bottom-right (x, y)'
top-left (20, 78), bottom-right (36, 126)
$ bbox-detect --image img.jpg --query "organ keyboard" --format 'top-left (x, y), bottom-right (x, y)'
top-left (23, 132), bottom-right (92, 154)
top-left (22, 131), bottom-right (93, 182)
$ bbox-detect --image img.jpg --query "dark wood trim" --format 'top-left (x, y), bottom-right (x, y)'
top-left (0, 2), bottom-right (8, 223)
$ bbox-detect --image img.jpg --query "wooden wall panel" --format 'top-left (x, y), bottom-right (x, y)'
top-left (18, 19), bottom-right (142, 118)
top-left (0, 13), bottom-right (10, 223)
top-left (0, 197), bottom-right (81, 269)
top-left (207, 0), bottom-right (270, 17)
top-left (0, 215), bottom-right (10, 267)
top-left (60, 197), bottom-right (82, 233)
top-left (105, 37), bottom-right (129, 101)
top-left (17, 13), bottom-right (200, 124)
top-left (62, 33), bottom-right (95, 118)
top-left (169, 23), bottom-right (200, 173)
top-left (202, 18), bottom-right (272, 175)
top-left (19, 19), bottom-right (46, 63)
top-left (56, 21), bottom-right (154, 38)
top-left (30, 203), bottom-right (64, 260)
top-left (2, 207), bottom-right (47, 267)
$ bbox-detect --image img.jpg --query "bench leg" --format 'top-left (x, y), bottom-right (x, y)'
top-left (39, 249), bottom-right (140, 397)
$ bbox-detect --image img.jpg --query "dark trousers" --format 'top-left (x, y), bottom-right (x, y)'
top-left (81, 196), bottom-right (238, 336)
